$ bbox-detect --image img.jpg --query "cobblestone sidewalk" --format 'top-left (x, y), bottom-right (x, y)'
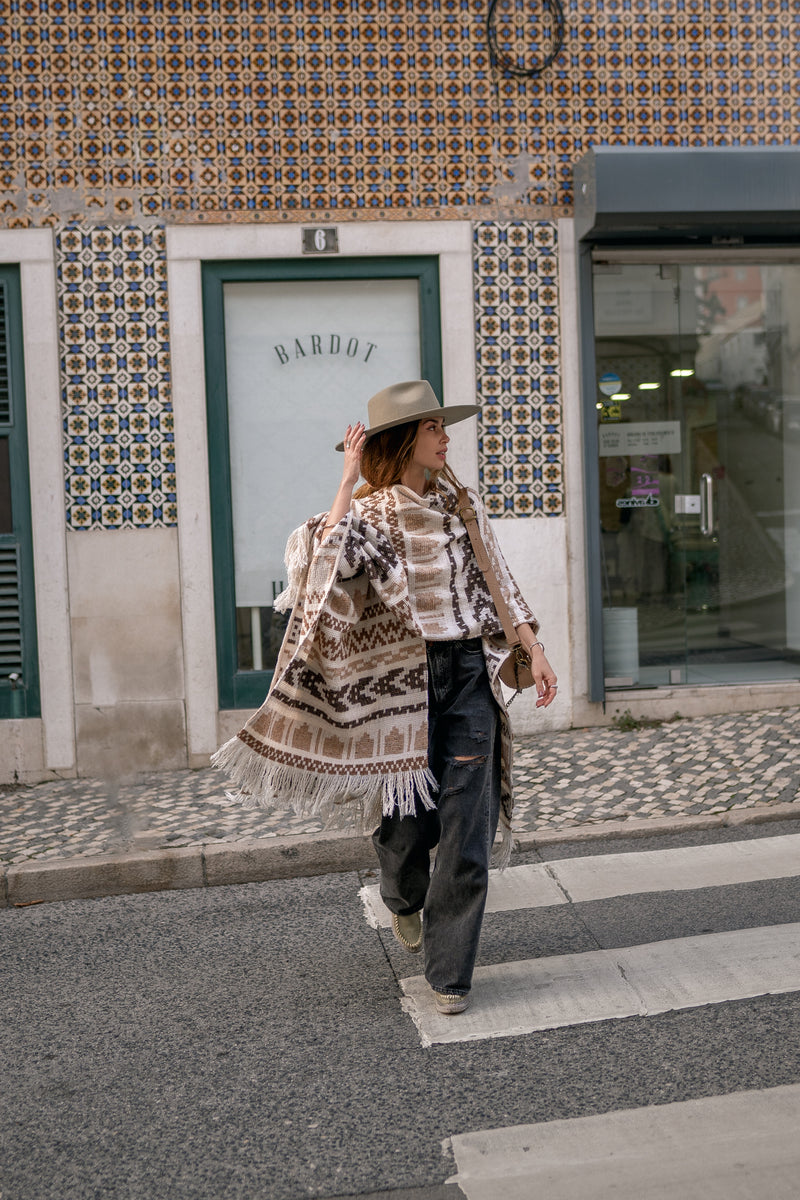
top-left (2, 707), bottom-right (799, 867)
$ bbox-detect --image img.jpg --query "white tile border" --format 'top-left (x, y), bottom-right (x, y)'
top-left (166, 220), bottom-right (479, 759)
top-left (0, 229), bottom-right (76, 772)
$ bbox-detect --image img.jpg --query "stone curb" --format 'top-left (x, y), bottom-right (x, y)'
top-left (515, 801), bottom-right (800, 849)
top-left (1, 803), bottom-right (799, 908)
top-left (1, 829), bottom-right (376, 908)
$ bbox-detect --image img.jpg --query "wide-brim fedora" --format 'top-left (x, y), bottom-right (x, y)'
top-left (335, 380), bottom-right (479, 451)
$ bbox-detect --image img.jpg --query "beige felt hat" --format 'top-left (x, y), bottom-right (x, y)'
top-left (335, 380), bottom-right (479, 451)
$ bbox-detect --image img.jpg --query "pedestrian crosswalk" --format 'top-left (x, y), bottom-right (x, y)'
top-left (361, 830), bottom-right (800, 1195)
top-left (359, 833), bottom-right (800, 1046)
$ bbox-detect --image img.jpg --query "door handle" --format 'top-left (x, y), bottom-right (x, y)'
top-left (700, 473), bottom-right (714, 536)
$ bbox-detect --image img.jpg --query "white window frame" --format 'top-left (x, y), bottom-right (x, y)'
top-left (0, 230), bottom-right (76, 775)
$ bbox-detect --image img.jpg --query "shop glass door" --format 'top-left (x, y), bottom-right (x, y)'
top-left (203, 256), bottom-right (442, 709)
top-left (593, 258), bottom-right (800, 689)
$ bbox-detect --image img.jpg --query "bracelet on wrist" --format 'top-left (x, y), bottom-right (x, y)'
top-left (526, 640), bottom-right (545, 656)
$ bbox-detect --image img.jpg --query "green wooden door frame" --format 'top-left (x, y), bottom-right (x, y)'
top-left (202, 255), bottom-right (443, 711)
top-left (0, 266), bottom-right (40, 719)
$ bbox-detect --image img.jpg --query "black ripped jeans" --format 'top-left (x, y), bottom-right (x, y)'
top-left (372, 638), bottom-right (501, 996)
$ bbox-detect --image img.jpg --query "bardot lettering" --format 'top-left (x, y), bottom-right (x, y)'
top-left (274, 335), bottom-right (378, 365)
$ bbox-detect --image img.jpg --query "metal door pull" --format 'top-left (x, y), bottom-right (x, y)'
top-left (700, 473), bottom-right (714, 536)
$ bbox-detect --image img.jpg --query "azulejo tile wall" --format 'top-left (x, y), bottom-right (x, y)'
top-left (2, 0), bottom-right (796, 228)
top-left (12, 0), bottom-right (795, 530)
top-left (58, 224), bottom-right (175, 529)
top-left (474, 220), bottom-right (561, 518)
top-left (57, 218), bottom-right (561, 531)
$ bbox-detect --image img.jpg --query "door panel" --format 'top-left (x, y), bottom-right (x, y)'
top-left (203, 257), bottom-right (442, 710)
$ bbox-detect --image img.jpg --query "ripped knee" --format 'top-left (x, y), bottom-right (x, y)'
top-left (453, 754), bottom-right (487, 764)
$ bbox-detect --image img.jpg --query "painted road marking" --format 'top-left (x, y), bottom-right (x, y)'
top-left (553, 832), bottom-right (800, 903)
top-left (444, 1083), bottom-right (800, 1200)
top-left (401, 921), bottom-right (800, 1046)
top-left (360, 833), bottom-right (800, 928)
top-left (359, 861), bottom-right (567, 929)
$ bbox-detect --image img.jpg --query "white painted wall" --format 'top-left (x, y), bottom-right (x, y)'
top-left (492, 516), bottom-right (572, 733)
top-left (67, 527), bottom-right (187, 777)
top-left (559, 218), bottom-right (592, 721)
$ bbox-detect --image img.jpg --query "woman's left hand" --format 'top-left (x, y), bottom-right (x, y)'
top-left (530, 645), bottom-right (558, 708)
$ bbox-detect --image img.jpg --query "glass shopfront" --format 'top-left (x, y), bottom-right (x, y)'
top-left (592, 255), bottom-right (800, 689)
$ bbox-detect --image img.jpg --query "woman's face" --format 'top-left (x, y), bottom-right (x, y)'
top-left (411, 417), bottom-right (449, 473)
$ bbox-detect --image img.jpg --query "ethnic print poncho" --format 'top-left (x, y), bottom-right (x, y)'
top-left (212, 479), bottom-right (537, 863)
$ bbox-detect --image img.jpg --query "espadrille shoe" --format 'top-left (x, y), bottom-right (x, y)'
top-left (433, 990), bottom-right (470, 1015)
top-left (391, 911), bottom-right (422, 953)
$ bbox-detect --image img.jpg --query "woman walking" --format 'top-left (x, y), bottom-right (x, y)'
top-left (214, 380), bottom-right (557, 1014)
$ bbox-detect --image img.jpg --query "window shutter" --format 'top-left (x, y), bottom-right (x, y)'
top-left (0, 277), bottom-right (26, 711)
top-left (0, 283), bottom-right (9, 425)
top-left (0, 267), bottom-right (39, 717)
top-left (0, 544), bottom-right (22, 678)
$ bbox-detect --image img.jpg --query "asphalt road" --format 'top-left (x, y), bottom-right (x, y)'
top-left (2, 821), bottom-right (800, 1200)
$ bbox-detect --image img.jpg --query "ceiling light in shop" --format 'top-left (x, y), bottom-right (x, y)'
top-left (638, 382), bottom-right (660, 390)
top-left (610, 392), bottom-right (630, 400)
top-left (670, 369), bottom-right (695, 377)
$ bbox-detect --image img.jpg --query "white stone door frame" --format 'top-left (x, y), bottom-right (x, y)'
top-left (166, 221), bottom-right (478, 763)
top-left (0, 229), bottom-right (76, 776)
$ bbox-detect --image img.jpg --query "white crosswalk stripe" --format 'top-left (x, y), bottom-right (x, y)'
top-left (444, 1083), bottom-right (800, 1200)
top-left (401, 922), bottom-right (800, 1046)
top-left (359, 833), bottom-right (800, 1047)
top-left (359, 832), bottom-right (800, 927)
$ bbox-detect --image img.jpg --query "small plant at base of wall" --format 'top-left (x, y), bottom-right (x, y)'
top-left (610, 709), bottom-right (684, 733)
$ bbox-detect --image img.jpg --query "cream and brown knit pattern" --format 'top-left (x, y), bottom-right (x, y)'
top-left (212, 481), bottom-right (537, 861)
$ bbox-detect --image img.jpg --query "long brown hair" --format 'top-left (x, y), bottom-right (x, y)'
top-left (353, 419), bottom-right (462, 499)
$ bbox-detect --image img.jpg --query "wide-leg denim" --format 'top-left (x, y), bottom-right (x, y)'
top-left (372, 638), bottom-right (501, 995)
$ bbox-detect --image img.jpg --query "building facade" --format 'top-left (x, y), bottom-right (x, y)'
top-left (2, 0), bottom-right (799, 783)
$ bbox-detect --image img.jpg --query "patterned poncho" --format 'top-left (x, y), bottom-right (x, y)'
top-left (212, 479), bottom-right (537, 863)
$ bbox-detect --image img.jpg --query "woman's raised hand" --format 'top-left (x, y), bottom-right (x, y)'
top-left (319, 423), bottom-right (367, 539)
top-left (342, 422), bottom-right (367, 484)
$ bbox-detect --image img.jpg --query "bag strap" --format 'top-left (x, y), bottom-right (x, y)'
top-left (455, 486), bottom-right (521, 648)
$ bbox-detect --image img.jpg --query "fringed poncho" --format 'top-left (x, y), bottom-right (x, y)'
top-left (212, 479), bottom-right (537, 864)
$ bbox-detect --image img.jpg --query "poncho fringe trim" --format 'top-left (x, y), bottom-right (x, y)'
top-left (493, 820), bottom-right (513, 871)
top-left (212, 733), bottom-right (439, 830)
top-left (212, 733), bottom-right (513, 869)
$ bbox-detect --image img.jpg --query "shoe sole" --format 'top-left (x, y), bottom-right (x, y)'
top-left (434, 994), bottom-right (470, 1015)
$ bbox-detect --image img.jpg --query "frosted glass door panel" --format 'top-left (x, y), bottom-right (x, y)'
top-left (224, 278), bottom-right (421, 607)
top-left (223, 277), bottom-right (421, 673)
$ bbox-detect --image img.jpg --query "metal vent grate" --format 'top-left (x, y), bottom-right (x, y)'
top-left (0, 285), bottom-right (9, 426)
top-left (0, 544), bottom-right (22, 677)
